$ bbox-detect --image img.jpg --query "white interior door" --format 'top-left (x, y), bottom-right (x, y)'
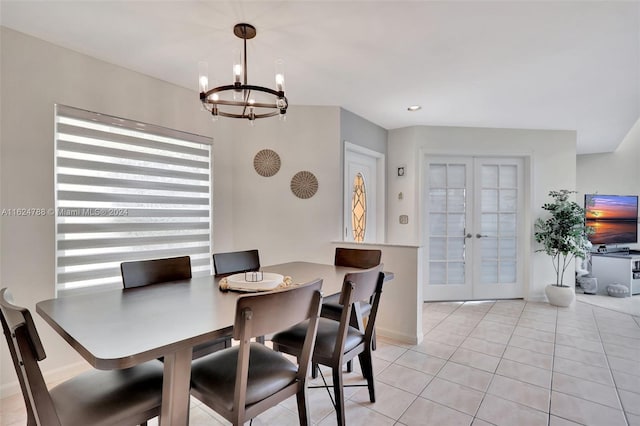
top-left (423, 156), bottom-right (525, 301)
top-left (344, 143), bottom-right (383, 243)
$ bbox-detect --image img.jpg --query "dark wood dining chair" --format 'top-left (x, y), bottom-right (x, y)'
top-left (321, 247), bottom-right (381, 372)
top-left (0, 288), bottom-right (164, 426)
top-left (271, 265), bottom-right (384, 426)
top-left (212, 249), bottom-right (260, 277)
top-left (189, 279), bottom-right (323, 426)
top-left (120, 255), bottom-right (231, 358)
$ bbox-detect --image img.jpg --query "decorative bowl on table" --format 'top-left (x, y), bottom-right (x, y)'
top-left (226, 272), bottom-right (284, 292)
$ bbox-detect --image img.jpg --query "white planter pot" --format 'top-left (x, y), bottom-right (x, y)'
top-left (545, 284), bottom-right (575, 307)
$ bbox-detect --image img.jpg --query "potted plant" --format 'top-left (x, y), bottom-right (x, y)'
top-left (534, 190), bottom-right (593, 306)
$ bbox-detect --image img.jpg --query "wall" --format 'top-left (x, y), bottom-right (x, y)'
top-left (0, 28), bottom-right (345, 394)
top-left (577, 118), bottom-right (640, 250)
top-left (340, 108), bottom-right (388, 155)
top-left (386, 125), bottom-right (577, 301)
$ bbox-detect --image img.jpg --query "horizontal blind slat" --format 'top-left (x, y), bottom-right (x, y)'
top-left (57, 191), bottom-right (209, 206)
top-left (58, 208), bottom-right (209, 218)
top-left (58, 222), bottom-right (209, 233)
top-left (58, 174), bottom-right (209, 194)
top-left (57, 140), bottom-right (209, 169)
top-left (58, 158), bottom-right (209, 181)
top-left (59, 246), bottom-right (211, 267)
top-left (57, 123), bottom-right (210, 158)
top-left (58, 234), bottom-right (210, 250)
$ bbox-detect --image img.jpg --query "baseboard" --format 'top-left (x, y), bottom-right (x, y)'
top-left (0, 361), bottom-right (89, 399)
top-left (376, 327), bottom-right (421, 345)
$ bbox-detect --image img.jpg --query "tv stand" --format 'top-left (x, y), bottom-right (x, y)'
top-left (590, 252), bottom-right (640, 295)
top-left (595, 245), bottom-right (630, 254)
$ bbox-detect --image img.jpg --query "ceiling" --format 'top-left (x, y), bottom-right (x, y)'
top-left (1, 1), bottom-right (639, 154)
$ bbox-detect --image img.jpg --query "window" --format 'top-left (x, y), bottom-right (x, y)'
top-left (351, 173), bottom-right (367, 242)
top-left (55, 105), bottom-right (212, 294)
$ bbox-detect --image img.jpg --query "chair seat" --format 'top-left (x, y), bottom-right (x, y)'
top-left (50, 361), bottom-right (164, 426)
top-left (272, 318), bottom-right (365, 359)
top-left (191, 342), bottom-right (298, 412)
top-left (321, 293), bottom-right (372, 321)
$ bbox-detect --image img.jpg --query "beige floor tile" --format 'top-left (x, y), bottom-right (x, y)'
top-left (436, 361), bottom-right (493, 392)
top-left (394, 349), bottom-right (447, 375)
top-left (424, 329), bottom-right (467, 346)
top-left (517, 317), bottom-right (557, 333)
top-left (618, 389), bottom-right (640, 416)
top-left (376, 363), bottom-right (433, 395)
top-left (482, 312), bottom-right (520, 326)
top-left (513, 325), bottom-right (556, 343)
top-left (555, 334), bottom-right (605, 353)
top-left (550, 391), bottom-right (627, 426)
top-left (508, 334), bottom-right (555, 356)
top-left (420, 377), bottom-right (484, 416)
top-left (495, 359), bottom-right (552, 389)
top-left (450, 347), bottom-right (501, 373)
top-left (487, 375), bottom-right (550, 412)
top-left (603, 341), bottom-right (640, 361)
top-left (412, 338), bottom-right (457, 359)
top-left (460, 336), bottom-right (507, 358)
top-left (350, 381), bottom-right (416, 420)
top-left (317, 399), bottom-right (395, 426)
top-left (371, 341), bottom-right (408, 363)
top-left (554, 344), bottom-right (608, 368)
top-left (628, 412), bottom-right (640, 426)
top-left (548, 415), bottom-right (583, 426)
top-left (471, 419), bottom-right (496, 426)
top-left (611, 368), bottom-right (640, 393)
top-left (607, 354), bottom-right (640, 376)
top-left (552, 357), bottom-right (615, 387)
top-left (468, 327), bottom-right (512, 345)
top-left (502, 345), bottom-right (552, 370)
top-left (399, 397), bottom-right (473, 426)
top-left (476, 394), bottom-right (548, 426)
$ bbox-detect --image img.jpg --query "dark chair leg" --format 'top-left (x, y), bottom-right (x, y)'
top-left (358, 351), bottom-right (376, 402)
top-left (332, 366), bottom-right (346, 426)
top-left (296, 388), bottom-right (311, 426)
top-left (311, 362), bottom-right (318, 379)
top-left (346, 360), bottom-right (353, 373)
top-left (256, 335), bottom-right (265, 344)
top-left (371, 328), bottom-right (376, 351)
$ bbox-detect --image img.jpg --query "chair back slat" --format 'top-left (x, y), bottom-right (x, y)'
top-left (339, 265), bottom-right (383, 306)
top-left (0, 288), bottom-right (62, 425)
top-left (334, 248), bottom-right (381, 269)
top-left (121, 255), bottom-right (191, 288)
top-left (213, 249), bottom-right (260, 277)
top-left (233, 279), bottom-right (322, 340)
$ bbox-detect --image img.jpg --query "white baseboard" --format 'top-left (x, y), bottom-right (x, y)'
top-left (376, 327), bottom-right (421, 345)
top-left (0, 361), bottom-right (89, 399)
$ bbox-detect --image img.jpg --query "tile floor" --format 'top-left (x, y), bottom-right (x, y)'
top-left (2, 299), bottom-right (639, 425)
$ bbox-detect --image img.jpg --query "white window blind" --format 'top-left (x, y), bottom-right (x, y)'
top-left (55, 105), bottom-right (212, 293)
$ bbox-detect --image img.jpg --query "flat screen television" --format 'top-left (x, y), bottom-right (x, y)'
top-left (584, 194), bottom-right (639, 245)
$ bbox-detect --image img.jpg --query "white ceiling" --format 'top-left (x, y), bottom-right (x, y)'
top-left (1, 1), bottom-right (639, 154)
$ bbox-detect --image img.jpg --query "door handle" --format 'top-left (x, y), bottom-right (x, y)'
top-left (476, 234), bottom-right (488, 238)
top-left (465, 233), bottom-right (473, 239)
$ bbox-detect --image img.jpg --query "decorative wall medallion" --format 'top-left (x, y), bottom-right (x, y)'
top-left (290, 171), bottom-right (318, 199)
top-left (253, 149), bottom-right (281, 177)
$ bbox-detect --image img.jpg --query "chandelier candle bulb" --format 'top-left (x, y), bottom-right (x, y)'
top-left (198, 61), bottom-right (209, 93)
top-left (275, 59), bottom-right (285, 92)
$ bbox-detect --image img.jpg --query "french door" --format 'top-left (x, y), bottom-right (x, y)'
top-left (423, 156), bottom-right (525, 301)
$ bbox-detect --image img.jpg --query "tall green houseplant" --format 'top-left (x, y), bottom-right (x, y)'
top-left (535, 190), bottom-right (593, 287)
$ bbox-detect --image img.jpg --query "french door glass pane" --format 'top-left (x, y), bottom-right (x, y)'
top-left (482, 189), bottom-right (498, 211)
top-left (499, 165), bottom-right (517, 188)
top-left (430, 262), bottom-right (446, 284)
top-left (428, 162), bottom-right (468, 286)
top-left (481, 262), bottom-right (498, 284)
top-left (500, 262), bottom-right (517, 283)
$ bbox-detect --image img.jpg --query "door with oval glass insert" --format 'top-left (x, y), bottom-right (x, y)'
top-left (344, 147), bottom-right (378, 243)
top-left (423, 156), bottom-right (524, 301)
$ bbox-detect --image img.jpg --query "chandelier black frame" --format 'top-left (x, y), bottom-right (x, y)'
top-left (199, 23), bottom-right (288, 121)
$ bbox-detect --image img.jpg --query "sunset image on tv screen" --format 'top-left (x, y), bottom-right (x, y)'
top-left (585, 195), bottom-right (638, 220)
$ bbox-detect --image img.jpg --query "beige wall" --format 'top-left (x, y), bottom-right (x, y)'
top-left (0, 27), bottom-right (344, 394)
top-left (386, 125), bottom-right (578, 302)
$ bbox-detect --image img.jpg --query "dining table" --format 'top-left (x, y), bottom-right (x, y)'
top-left (36, 261), bottom-right (393, 426)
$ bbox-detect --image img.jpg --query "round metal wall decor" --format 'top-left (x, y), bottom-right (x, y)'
top-left (253, 149), bottom-right (281, 177)
top-left (290, 171), bottom-right (318, 199)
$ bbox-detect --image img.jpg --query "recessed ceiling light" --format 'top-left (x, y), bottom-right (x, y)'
top-left (407, 105), bottom-right (422, 111)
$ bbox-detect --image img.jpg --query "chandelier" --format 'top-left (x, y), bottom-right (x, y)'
top-left (198, 23), bottom-right (288, 122)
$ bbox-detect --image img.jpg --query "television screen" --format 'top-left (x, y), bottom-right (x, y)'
top-left (585, 194), bottom-right (639, 245)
